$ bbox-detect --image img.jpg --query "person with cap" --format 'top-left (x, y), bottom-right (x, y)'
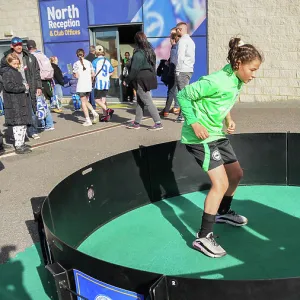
top-left (92, 45), bottom-right (114, 122)
top-left (0, 37), bottom-right (42, 140)
top-left (26, 40), bottom-right (54, 102)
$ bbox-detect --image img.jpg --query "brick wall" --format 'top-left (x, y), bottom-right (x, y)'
top-left (0, 0), bottom-right (42, 49)
top-left (208, 0), bottom-right (300, 102)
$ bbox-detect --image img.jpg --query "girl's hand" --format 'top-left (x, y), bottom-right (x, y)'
top-left (226, 119), bottom-right (236, 134)
top-left (191, 123), bottom-right (209, 140)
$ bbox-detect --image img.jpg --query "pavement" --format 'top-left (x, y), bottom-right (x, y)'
top-left (1, 100), bottom-right (300, 264)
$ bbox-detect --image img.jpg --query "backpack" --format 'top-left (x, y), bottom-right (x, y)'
top-left (72, 94), bottom-right (81, 111)
top-left (33, 51), bottom-right (54, 80)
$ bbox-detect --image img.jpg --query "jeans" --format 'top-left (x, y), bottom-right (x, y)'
top-left (135, 85), bottom-right (161, 124)
top-left (89, 89), bottom-right (96, 109)
top-left (27, 105), bottom-right (39, 136)
top-left (176, 72), bottom-right (193, 118)
top-left (164, 76), bottom-right (179, 113)
top-left (54, 84), bottom-right (63, 100)
top-left (40, 106), bottom-right (54, 129)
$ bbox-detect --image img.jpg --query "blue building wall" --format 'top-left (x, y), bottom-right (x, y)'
top-left (39, 0), bottom-right (207, 97)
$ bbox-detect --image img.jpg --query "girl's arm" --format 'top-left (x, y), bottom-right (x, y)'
top-left (3, 72), bottom-right (26, 94)
top-left (90, 62), bottom-right (95, 80)
top-left (177, 79), bottom-right (217, 126)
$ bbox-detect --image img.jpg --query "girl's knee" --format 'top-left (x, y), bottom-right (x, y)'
top-left (212, 178), bottom-right (229, 194)
top-left (232, 166), bottom-right (243, 182)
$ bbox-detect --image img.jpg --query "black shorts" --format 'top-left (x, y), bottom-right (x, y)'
top-left (186, 138), bottom-right (238, 172)
top-left (77, 92), bottom-right (90, 98)
top-left (94, 89), bottom-right (108, 99)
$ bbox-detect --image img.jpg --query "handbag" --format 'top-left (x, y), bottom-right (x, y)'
top-left (36, 95), bottom-right (48, 120)
top-left (92, 58), bottom-right (106, 88)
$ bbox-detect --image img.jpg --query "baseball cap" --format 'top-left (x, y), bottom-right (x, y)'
top-left (26, 40), bottom-right (37, 50)
top-left (95, 45), bottom-right (104, 52)
top-left (11, 37), bottom-right (23, 46)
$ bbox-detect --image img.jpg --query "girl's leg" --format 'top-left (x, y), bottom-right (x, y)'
top-left (193, 165), bottom-right (228, 258)
top-left (197, 165), bottom-right (229, 238)
top-left (204, 165), bottom-right (229, 215)
top-left (224, 161), bottom-right (243, 196)
top-left (217, 161), bottom-right (244, 215)
top-left (215, 161), bottom-right (247, 227)
top-left (134, 93), bottom-right (145, 124)
top-left (95, 98), bottom-right (107, 114)
top-left (81, 96), bottom-right (92, 125)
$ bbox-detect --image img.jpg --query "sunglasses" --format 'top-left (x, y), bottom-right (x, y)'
top-left (12, 43), bottom-right (23, 47)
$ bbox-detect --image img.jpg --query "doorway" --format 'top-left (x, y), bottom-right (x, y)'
top-left (90, 24), bottom-right (142, 102)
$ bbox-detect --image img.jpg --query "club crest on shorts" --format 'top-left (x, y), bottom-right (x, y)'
top-left (212, 150), bottom-right (221, 161)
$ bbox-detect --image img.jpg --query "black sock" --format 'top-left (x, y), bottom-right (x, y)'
top-left (198, 212), bottom-right (216, 238)
top-left (218, 195), bottom-right (233, 215)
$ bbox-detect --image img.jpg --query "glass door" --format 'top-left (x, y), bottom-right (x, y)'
top-left (92, 27), bottom-right (122, 101)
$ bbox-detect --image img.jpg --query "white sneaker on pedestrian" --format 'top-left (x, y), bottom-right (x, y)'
top-left (92, 113), bottom-right (99, 124)
top-left (31, 134), bottom-right (40, 140)
top-left (44, 127), bottom-right (55, 131)
top-left (82, 120), bottom-right (92, 127)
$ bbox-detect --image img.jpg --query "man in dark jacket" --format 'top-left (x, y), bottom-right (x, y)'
top-left (0, 37), bottom-right (42, 140)
top-left (85, 45), bottom-right (96, 63)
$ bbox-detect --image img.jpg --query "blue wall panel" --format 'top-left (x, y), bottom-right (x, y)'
top-left (87, 0), bottom-right (143, 26)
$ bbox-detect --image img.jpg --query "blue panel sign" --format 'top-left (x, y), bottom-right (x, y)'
top-left (73, 269), bottom-right (144, 300)
top-left (143, 0), bottom-right (207, 43)
top-left (39, 0), bottom-right (89, 43)
top-left (87, 0), bottom-right (143, 26)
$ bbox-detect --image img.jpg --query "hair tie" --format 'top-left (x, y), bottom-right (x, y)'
top-left (238, 40), bottom-right (245, 47)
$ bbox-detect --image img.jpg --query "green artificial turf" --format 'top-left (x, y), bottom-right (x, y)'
top-left (78, 186), bottom-right (300, 280)
top-left (0, 244), bottom-right (51, 299)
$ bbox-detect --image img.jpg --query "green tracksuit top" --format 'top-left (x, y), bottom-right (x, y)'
top-left (177, 64), bottom-right (243, 144)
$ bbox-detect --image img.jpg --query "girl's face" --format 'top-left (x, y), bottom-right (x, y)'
top-left (10, 59), bottom-right (20, 69)
top-left (235, 58), bottom-right (261, 84)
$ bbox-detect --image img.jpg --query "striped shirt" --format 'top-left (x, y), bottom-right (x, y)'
top-left (92, 57), bottom-right (114, 90)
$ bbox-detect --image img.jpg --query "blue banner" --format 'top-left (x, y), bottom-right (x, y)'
top-left (39, 0), bottom-right (89, 43)
top-left (73, 270), bottom-right (144, 300)
top-left (87, 0), bottom-right (143, 26)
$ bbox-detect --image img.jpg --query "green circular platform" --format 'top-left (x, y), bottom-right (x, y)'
top-left (78, 186), bottom-right (300, 280)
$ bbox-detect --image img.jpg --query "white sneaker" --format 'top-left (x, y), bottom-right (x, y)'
top-left (82, 120), bottom-right (92, 127)
top-left (92, 113), bottom-right (99, 124)
top-left (193, 232), bottom-right (226, 258)
top-left (216, 210), bottom-right (248, 226)
top-left (44, 127), bottom-right (55, 131)
top-left (31, 134), bottom-right (40, 140)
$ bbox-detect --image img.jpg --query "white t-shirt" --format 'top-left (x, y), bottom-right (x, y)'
top-left (73, 59), bottom-right (93, 93)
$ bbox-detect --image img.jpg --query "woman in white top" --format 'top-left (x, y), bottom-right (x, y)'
top-left (73, 49), bottom-right (99, 126)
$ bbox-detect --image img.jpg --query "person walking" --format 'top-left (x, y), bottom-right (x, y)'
top-left (125, 32), bottom-right (162, 131)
